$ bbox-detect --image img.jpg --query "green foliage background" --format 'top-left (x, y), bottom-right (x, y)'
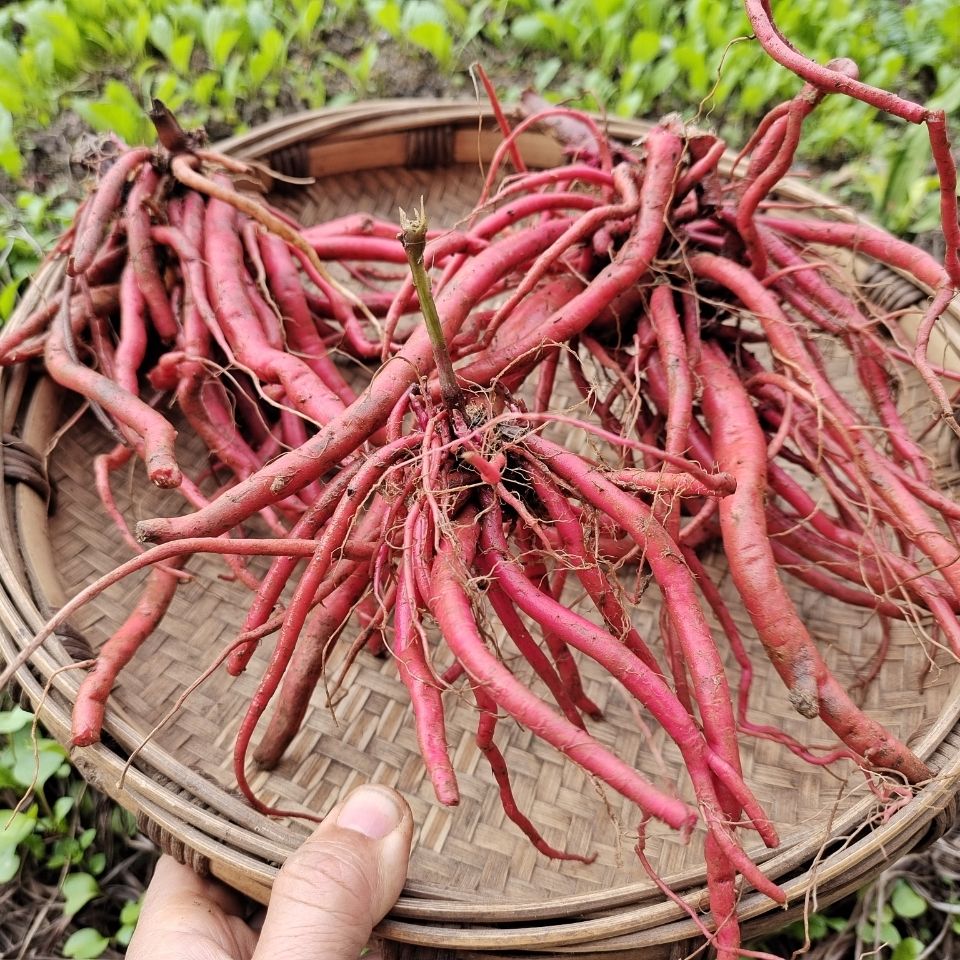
top-left (0, 704), bottom-right (145, 958)
top-left (0, 0), bottom-right (956, 319)
top-left (0, 0), bottom-right (957, 202)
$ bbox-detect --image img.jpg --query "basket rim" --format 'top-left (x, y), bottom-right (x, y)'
top-left (2, 98), bottom-right (960, 952)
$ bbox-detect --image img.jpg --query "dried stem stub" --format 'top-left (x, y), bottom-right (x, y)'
top-left (399, 201), bottom-right (464, 412)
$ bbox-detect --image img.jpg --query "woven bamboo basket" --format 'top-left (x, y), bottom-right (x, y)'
top-left (2, 100), bottom-right (960, 960)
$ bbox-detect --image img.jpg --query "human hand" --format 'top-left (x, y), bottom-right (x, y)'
top-left (127, 784), bottom-right (413, 960)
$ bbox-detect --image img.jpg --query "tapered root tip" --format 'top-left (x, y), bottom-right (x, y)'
top-left (253, 747), bottom-right (281, 772)
top-left (71, 728), bottom-right (99, 748)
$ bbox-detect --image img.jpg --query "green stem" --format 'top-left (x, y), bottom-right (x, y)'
top-left (399, 203), bottom-right (464, 412)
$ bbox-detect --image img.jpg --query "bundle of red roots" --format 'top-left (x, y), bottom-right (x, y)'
top-left (3, 6), bottom-right (960, 957)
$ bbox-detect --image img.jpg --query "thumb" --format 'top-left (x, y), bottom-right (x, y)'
top-left (253, 784), bottom-right (413, 960)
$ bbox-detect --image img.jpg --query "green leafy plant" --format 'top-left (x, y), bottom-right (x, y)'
top-left (115, 897), bottom-right (143, 948)
top-left (750, 872), bottom-right (960, 959)
top-left (359, 0), bottom-right (956, 235)
top-left (0, 704), bottom-right (147, 958)
top-left (0, 0), bottom-right (380, 181)
top-left (0, 0), bottom-right (388, 320)
top-left (0, 0), bottom-right (953, 241)
top-left (853, 879), bottom-right (942, 959)
top-left (62, 927), bottom-right (111, 959)
top-left (0, 188), bottom-right (75, 321)
top-left (759, 905), bottom-right (849, 954)
top-left (72, 80), bottom-right (156, 147)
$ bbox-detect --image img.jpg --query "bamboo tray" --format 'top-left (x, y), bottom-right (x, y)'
top-left (2, 100), bottom-right (960, 959)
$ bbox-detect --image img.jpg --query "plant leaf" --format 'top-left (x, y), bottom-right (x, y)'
top-left (510, 14), bottom-right (546, 45)
top-left (62, 873), bottom-right (100, 919)
top-left (878, 921), bottom-right (902, 946)
top-left (119, 898), bottom-right (142, 927)
top-left (0, 107), bottom-right (22, 178)
top-left (0, 846), bottom-right (20, 883)
top-left (52, 795), bottom-right (75, 825)
top-left (408, 22), bottom-right (452, 68)
top-left (368, 0), bottom-right (401, 35)
top-left (248, 28), bottom-right (284, 86)
top-left (11, 729), bottom-right (68, 790)
top-left (212, 29), bottom-right (243, 70)
top-left (169, 35), bottom-right (195, 75)
top-left (891, 879), bottom-right (928, 920)
top-left (628, 30), bottom-right (661, 65)
top-left (807, 913), bottom-right (828, 940)
top-left (891, 938), bottom-right (925, 960)
top-left (297, 0), bottom-right (324, 42)
top-left (0, 806), bottom-right (38, 851)
top-left (148, 14), bottom-right (174, 57)
top-left (0, 706), bottom-right (33, 734)
top-left (62, 927), bottom-right (110, 959)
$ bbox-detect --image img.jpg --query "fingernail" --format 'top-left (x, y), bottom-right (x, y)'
top-left (336, 786), bottom-right (403, 840)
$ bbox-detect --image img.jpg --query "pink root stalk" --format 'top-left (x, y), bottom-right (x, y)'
top-left (71, 560), bottom-right (184, 745)
top-left (697, 340), bottom-right (930, 783)
top-left (137, 220), bottom-right (572, 543)
top-left (428, 512), bottom-right (699, 836)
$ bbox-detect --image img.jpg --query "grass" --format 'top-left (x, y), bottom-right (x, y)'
top-left (753, 840), bottom-right (960, 959)
top-left (0, 704), bottom-right (151, 959)
top-left (0, 1), bottom-right (958, 957)
top-left (0, 0), bottom-right (955, 321)
top-left (0, 1), bottom-right (955, 316)
top-left (0, 2), bottom-right (957, 200)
